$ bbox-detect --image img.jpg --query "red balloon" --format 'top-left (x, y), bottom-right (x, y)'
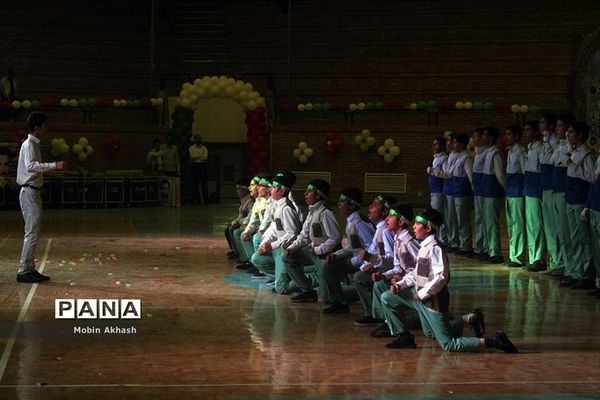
top-left (255, 107), bottom-right (265, 115)
top-left (45, 98), bottom-right (57, 108)
top-left (333, 138), bottom-right (343, 148)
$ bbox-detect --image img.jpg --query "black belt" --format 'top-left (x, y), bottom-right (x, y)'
top-left (21, 184), bottom-right (41, 190)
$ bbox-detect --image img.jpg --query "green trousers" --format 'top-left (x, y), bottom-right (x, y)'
top-left (506, 197), bottom-right (525, 265)
top-left (474, 196), bottom-right (486, 255)
top-left (323, 255), bottom-right (356, 304)
top-left (444, 195), bottom-right (459, 249)
top-left (355, 270), bottom-right (375, 315)
top-left (552, 192), bottom-right (571, 272)
top-left (454, 196), bottom-right (473, 252)
top-left (371, 279), bottom-right (390, 319)
top-left (240, 232), bottom-right (257, 261)
top-left (525, 196), bottom-right (545, 264)
top-left (380, 287), bottom-right (481, 352)
top-left (282, 246), bottom-right (322, 292)
top-left (232, 227), bottom-right (246, 261)
top-left (483, 197), bottom-right (502, 258)
top-left (566, 204), bottom-right (593, 281)
top-left (542, 190), bottom-right (560, 269)
top-left (590, 210), bottom-right (600, 288)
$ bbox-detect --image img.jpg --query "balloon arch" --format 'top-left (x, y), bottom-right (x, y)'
top-left (175, 76), bottom-right (270, 176)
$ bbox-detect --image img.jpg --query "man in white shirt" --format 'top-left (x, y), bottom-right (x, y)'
top-left (188, 135), bottom-right (208, 204)
top-left (16, 112), bottom-right (66, 283)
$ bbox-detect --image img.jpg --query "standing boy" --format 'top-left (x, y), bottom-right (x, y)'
top-left (16, 112), bottom-right (67, 283)
top-left (504, 125), bottom-right (526, 267)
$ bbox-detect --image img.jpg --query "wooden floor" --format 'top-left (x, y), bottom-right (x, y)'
top-left (0, 204), bottom-right (599, 400)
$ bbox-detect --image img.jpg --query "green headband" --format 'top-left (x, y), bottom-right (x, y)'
top-left (307, 184), bottom-right (325, 196)
top-left (415, 215), bottom-right (428, 224)
top-left (388, 209), bottom-right (404, 219)
top-left (339, 194), bottom-right (360, 206)
top-left (258, 178), bottom-right (271, 187)
top-left (375, 195), bottom-right (391, 209)
top-left (251, 176), bottom-right (261, 184)
top-left (272, 180), bottom-right (291, 191)
top-left (415, 215), bottom-right (436, 227)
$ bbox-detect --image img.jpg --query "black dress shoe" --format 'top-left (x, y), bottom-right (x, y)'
top-left (16, 272), bottom-right (44, 283)
top-left (586, 289), bottom-right (600, 297)
top-left (370, 323), bottom-right (394, 338)
top-left (290, 289), bottom-right (318, 303)
top-left (488, 255), bottom-right (504, 264)
top-left (570, 280), bottom-right (595, 290)
top-left (465, 308), bottom-right (485, 338)
top-left (559, 278), bottom-right (575, 288)
top-left (235, 262), bottom-right (252, 270)
top-left (32, 270), bottom-right (51, 281)
top-left (506, 261), bottom-right (525, 268)
top-left (385, 333), bottom-right (417, 349)
top-left (354, 316), bottom-right (384, 326)
top-left (322, 302), bottom-right (350, 314)
top-left (527, 261), bottom-right (547, 272)
top-left (494, 331), bottom-right (518, 353)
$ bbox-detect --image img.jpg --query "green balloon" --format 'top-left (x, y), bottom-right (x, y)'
top-left (483, 102), bottom-right (493, 111)
top-left (31, 100), bottom-right (41, 109)
top-left (366, 102), bottom-right (375, 110)
top-left (529, 105), bottom-right (541, 113)
top-left (354, 135), bottom-right (363, 145)
top-left (88, 97), bottom-right (97, 107)
top-left (360, 143), bottom-right (370, 152)
top-left (473, 101), bottom-right (483, 110)
top-left (78, 98), bottom-right (88, 108)
top-left (427, 100), bottom-right (437, 109)
top-left (375, 102), bottom-right (384, 110)
top-left (314, 103), bottom-right (323, 111)
top-left (322, 102), bottom-right (331, 111)
top-left (417, 101), bottom-right (427, 110)
top-left (366, 136), bottom-right (376, 146)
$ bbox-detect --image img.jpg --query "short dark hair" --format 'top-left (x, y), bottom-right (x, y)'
top-left (542, 112), bottom-right (558, 127)
top-left (557, 111), bottom-right (576, 126)
top-left (485, 126), bottom-right (500, 144)
top-left (525, 120), bottom-right (541, 139)
top-left (27, 112), bottom-right (48, 132)
top-left (433, 136), bottom-right (446, 148)
top-left (570, 121), bottom-right (590, 142)
top-left (454, 133), bottom-right (469, 147)
top-left (506, 124), bottom-right (523, 139)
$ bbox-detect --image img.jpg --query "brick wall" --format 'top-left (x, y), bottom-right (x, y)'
top-left (270, 124), bottom-right (471, 209)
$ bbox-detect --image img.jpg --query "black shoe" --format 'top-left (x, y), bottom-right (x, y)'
top-left (477, 252), bottom-right (490, 261)
top-left (385, 333), bottom-right (417, 349)
top-left (527, 261), bottom-right (547, 272)
top-left (322, 302), bottom-right (350, 314)
top-left (246, 266), bottom-right (258, 274)
top-left (370, 323), bottom-right (394, 338)
top-left (16, 272), bottom-right (44, 283)
top-left (559, 278), bottom-right (575, 288)
top-left (548, 268), bottom-right (565, 278)
top-left (271, 287), bottom-right (290, 295)
top-left (354, 316), bottom-right (384, 326)
top-left (494, 331), bottom-right (518, 353)
top-left (235, 262), bottom-right (252, 270)
top-left (587, 289), bottom-right (600, 297)
top-left (250, 272), bottom-right (268, 279)
top-left (457, 249), bottom-right (473, 257)
top-left (290, 289), bottom-right (318, 303)
top-left (226, 250), bottom-right (236, 258)
top-left (570, 280), bottom-right (595, 290)
top-left (506, 261), bottom-right (525, 268)
top-left (488, 255), bottom-right (504, 264)
top-left (465, 308), bottom-right (485, 338)
top-left (466, 251), bottom-right (481, 259)
top-left (32, 270), bottom-right (51, 281)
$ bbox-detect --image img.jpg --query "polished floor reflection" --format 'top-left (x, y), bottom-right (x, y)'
top-left (0, 205), bottom-right (599, 400)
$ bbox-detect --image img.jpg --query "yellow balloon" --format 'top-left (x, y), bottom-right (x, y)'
top-left (357, 102), bottom-right (366, 110)
top-left (455, 101), bottom-right (464, 110)
top-left (78, 152), bottom-right (88, 162)
top-left (409, 103), bottom-right (418, 110)
top-left (79, 137), bottom-right (88, 146)
top-left (11, 100), bottom-right (21, 109)
top-left (349, 103), bottom-right (358, 111)
top-left (377, 146), bottom-right (386, 156)
top-left (520, 105), bottom-right (529, 113)
top-left (113, 99), bottom-right (120, 107)
top-left (22, 100), bottom-right (32, 109)
top-left (60, 98), bottom-right (69, 107)
top-left (69, 99), bottom-right (78, 107)
top-left (297, 104), bottom-right (306, 111)
top-left (384, 138), bottom-right (394, 149)
top-left (247, 100), bottom-right (257, 111)
top-left (298, 142), bottom-right (307, 150)
top-left (72, 144), bottom-right (83, 154)
top-left (183, 82), bottom-right (193, 91)
top-left (383, 154), bottom-right (394, 163)
top-left (304, 148), bottom-right (314, 157)
top-left (243, 83), bottom-right (254, 92)
top-left (511, 104), bottom-right (520, 113)
top-left (292, 149), bottom-right (301, 158)
top-left (305, 103), bottom-right (313, 111)
top-left (299, 154), bottom-right (308, 164)
top-left (390, 146), bottom-right (400, 156)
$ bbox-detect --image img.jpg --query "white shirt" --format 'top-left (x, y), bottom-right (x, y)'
top-left (506, 143), bottom-right (526, 174)
top-left (287, 201), bottom-right (342, 255)
top-left (383, 229), bottom-right (420, 279)
top-left (16, 134), bottom-right (57, 187)
top-left (189, 144), bottom-right (208, 163)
